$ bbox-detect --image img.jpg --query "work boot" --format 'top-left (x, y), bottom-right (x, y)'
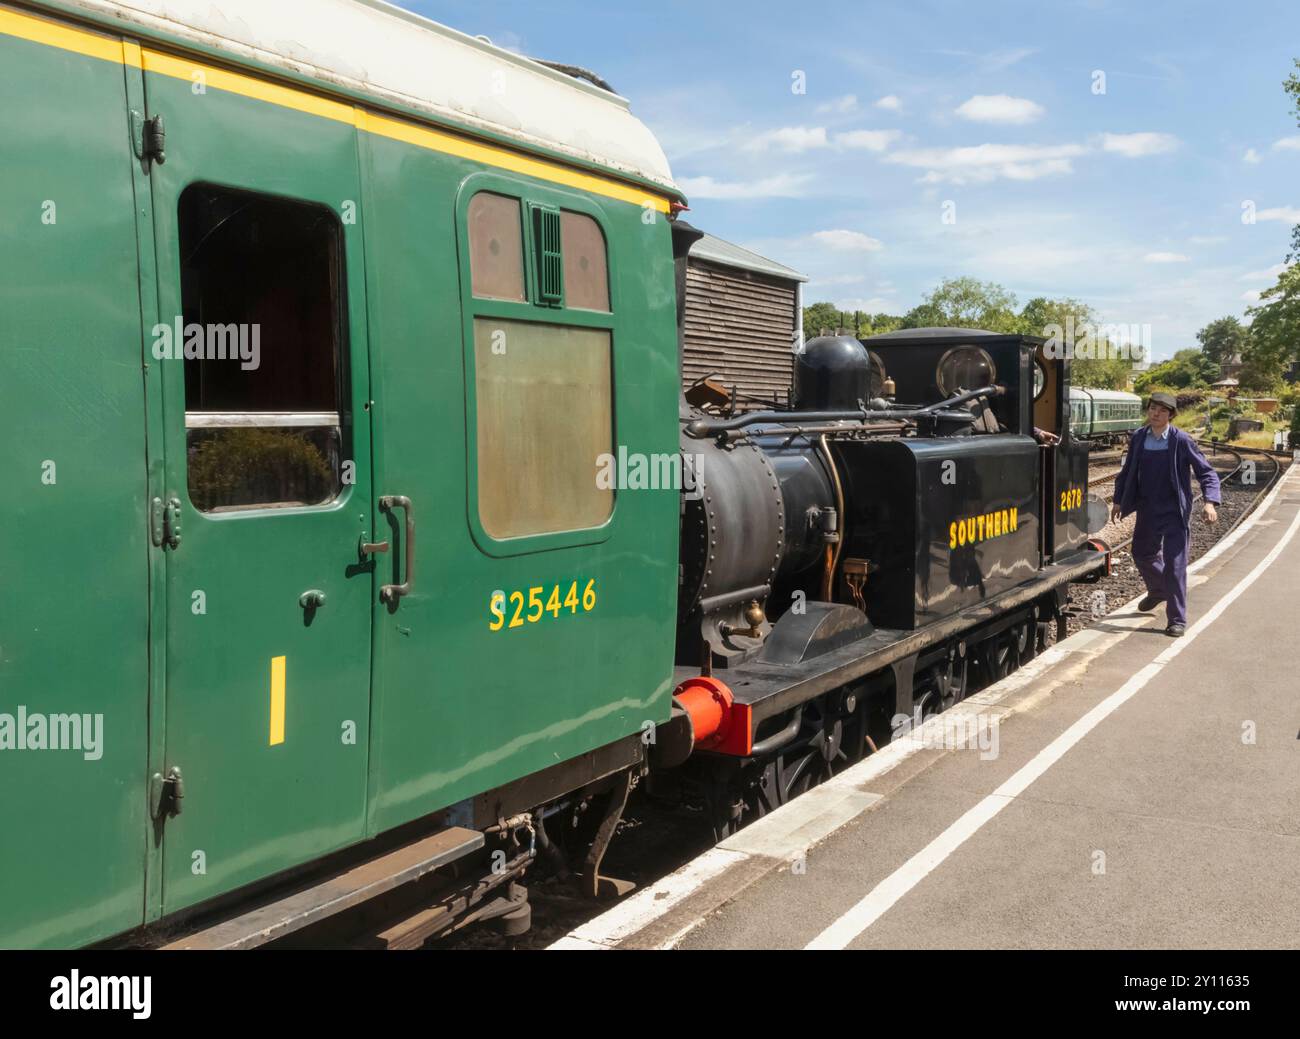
top-left (1166, 623), bottom-right (1186, 638)
top-left (1138, 594), bottom-right (1164, 612)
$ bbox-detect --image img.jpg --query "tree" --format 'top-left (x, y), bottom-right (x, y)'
top-left (1072, 355), bottom-right (1134, 390)
top-left (1017, 296), bottom-right (1095, 339)
top-left (1133, 349), bottom-right (1218, 394)
top-left (1245, 263), bottom-right (1300, 388)
top-left (901, 276), bottom-right (1020, 332)
top-left (1195, 316), bottom-right (1247, 367)
top-left (802, 301), bottom-right (843, 337)
top-left (860, 312), bottom-right (905, 337)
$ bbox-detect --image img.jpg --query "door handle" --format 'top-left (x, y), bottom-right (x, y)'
top-left (378, 495), bottom-right (414, 604)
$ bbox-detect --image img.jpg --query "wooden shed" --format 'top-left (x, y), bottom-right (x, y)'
top-left (681, 232), bottom-right (808, 406)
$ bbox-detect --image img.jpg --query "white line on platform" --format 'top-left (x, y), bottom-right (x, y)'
top-left (551, 465), bottom-right (1296, 951)
top-left (549, 847), bottom-right (746, 950)
top-left (805, 486), bottom-right (1300, 950)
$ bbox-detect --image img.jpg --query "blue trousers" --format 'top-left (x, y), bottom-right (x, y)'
top-left (1131, 511), bottom-right (1189, 625)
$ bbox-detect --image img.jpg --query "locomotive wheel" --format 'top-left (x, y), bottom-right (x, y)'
top-left (980, 637), bottom-right (1013, 685)
top-left (750, 742), bottom-right (828, 818)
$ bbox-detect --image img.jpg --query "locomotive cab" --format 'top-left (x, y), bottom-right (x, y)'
top-left (863, 328), bottom-right (1095, 566)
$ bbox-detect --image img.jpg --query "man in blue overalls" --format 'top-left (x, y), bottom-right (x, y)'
top-left (1110, 392), bottom-right (1221, 637)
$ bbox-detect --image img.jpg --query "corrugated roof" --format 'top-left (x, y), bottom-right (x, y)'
top-left (689, 233), bottom-right (808, 283)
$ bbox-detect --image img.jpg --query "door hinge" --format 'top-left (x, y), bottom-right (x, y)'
top-left (151, 766), bottom-right (184, 820)
top-left (131, 110), bottom-right (166, 165)
top-left (151, 496), bottom-right (182, 549)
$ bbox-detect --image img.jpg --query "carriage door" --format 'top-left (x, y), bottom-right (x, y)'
top-left (143, 61), bottom-right (374, 913)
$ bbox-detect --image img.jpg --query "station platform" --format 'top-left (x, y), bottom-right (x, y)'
top-left (555, 463), bottom-right (1300, 950)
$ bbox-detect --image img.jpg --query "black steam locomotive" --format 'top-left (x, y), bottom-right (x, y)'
top-left (653, 233), bottom-right (1109, 834)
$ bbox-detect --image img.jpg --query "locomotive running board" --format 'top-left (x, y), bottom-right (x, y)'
top-left (161, 827), bottom-right (484, 950)
top-left (682, 548), bottom-right (1109, 732)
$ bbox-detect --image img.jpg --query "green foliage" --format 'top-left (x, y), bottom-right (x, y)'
top-left (901, 276), bottom-right (1020, 332)
top-left (1244, 262), bottom-right (1300, 388)
top-left (860, 312), bottom-right (905, 336)
top-left (1071, 356), bottom-right (1134, 390)
top-left (1133, 349), bottom-right (1217, 395)
top-left (801, 302), bottom-right (905, 339)
top-left (188, 428), bottom-right (334, 511)
top-left (1018, 295), bottom-right (1096, 339)
top-left (1195, 315), bottom-right (1247, 366)
top-left (802, 301), bottom-right (843, 337)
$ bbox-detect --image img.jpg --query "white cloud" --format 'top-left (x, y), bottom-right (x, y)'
top-left (1241, 290), bottom-right (1262, 303)
top-left (816, 94), bottom-right (858, 114)
top-left (676, 173), bottom-right (813, 199)
top-left (834, 129), bottom-right (902, 152)
top-left (887, 142), bottom-right (1084, 185)
top-left (1256, 206), bottom-right (1300, 223)
top-left (1239, 263), bottom-right (1287, 282)
top-left (1143, 252), bottom-right (1189, 263)
top-left (744, 126), bottom-right (828, 152)
top-left (1099, 132), bottom-right (1179, 157)
top-left (955, 94), bottom-right (1045, 125)
top-left (1272, 136), bottom-right (1300, 151)
top-left (1243, 148), bottom-right (1262, 164)
top-left (810, 229), bottom-right (885, 252)
top-left (743, 125), bottom-right (902, 153)
top-left (874, 94), bottom-right (902, 111)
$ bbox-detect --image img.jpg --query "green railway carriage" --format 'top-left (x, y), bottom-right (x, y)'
top-left (1068, 387), bottom-right (1144, 441)
top-left (1, 0), bottom-right (685, 948)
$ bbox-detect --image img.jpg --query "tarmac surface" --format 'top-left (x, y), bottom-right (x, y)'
top-left (555, 463), bottom-right (1300, 950)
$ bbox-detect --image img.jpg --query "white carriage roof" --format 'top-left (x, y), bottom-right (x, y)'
top-left (62, 0), bottom-right (678, 192)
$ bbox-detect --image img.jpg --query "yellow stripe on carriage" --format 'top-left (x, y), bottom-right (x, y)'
top-left (269, 656), bottom-right (286, 747)
top-left (0, 7), bottom-right (673, 213)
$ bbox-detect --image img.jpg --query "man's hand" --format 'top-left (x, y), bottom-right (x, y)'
top-left (1204, 502), bottom-right (1218, 524)
top-left (1111, 503), bottom-right (1123, 523)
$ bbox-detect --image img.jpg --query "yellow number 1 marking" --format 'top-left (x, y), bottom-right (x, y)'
top-left (270, 655), bottom-right (286, 746)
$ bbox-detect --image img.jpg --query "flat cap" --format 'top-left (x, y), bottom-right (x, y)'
top-left (1147, 391), bottom-right (1178, 415)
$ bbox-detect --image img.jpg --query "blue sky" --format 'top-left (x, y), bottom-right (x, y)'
top-left (403, 1), bottom-right (1300, 360)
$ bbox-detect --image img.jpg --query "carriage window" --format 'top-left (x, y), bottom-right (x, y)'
top-left (561, 211), bottom-right (609, 311)
top-left (468, 192), bottom-right (526, 301)
top-left (178, 185), bottom-right (345, 512)
top-left (473, 318), bottom-right (612, 538)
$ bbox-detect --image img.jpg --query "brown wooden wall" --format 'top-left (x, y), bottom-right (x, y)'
top-left (682, 259), bottom-right (798, 406)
